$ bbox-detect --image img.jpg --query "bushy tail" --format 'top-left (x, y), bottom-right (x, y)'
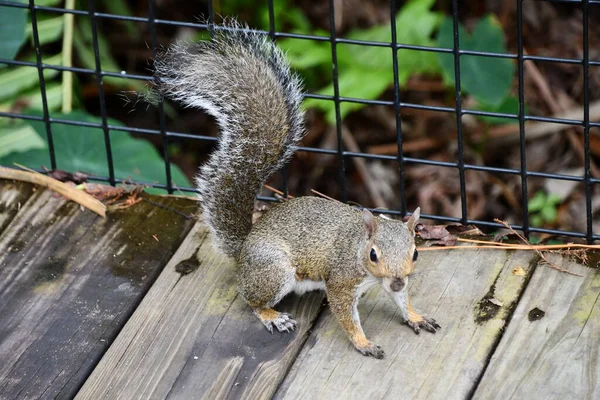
top-left (153, 22), bottom-right (305, 257)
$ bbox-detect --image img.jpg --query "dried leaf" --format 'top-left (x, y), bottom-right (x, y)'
top-left (418, 225), bottom-right (452, 240)
top-left (46, 169), bottom-right (89, 184)
top-left (82, 183), bottom-right (144, 210)
top-left (418, 224), bottom-right (458, 246)
top-left (445, 224), bottom-right (484, 236)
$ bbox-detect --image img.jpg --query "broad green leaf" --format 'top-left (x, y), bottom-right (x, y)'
top-left (25, 15), bottom-right (64, 46)
top-left (72, 23), bottom-right (144, 91)
top-left (345, 0), bottom-right (442, 78)
top-left (0, 123), bottom-right (46, 158)
top-left (0, 53), bottom-right (62, 101)
top-left (437, 14), bottom-right (514, 107)
top-left (0, 82), bottom-right (63, 112)
top-left (26, 82), bottom-right (63, 111)
top-left (476, 96), bottom-right (525, 125)
top-left (305, 65), bottom-right (393, 124)
top-left (102, 1), bottom-right (139, 39)
top-left (33, 0), bottom-right (64, 6)
top-left (303, 0), bottom-right (442, 123)
top-left (0, 1), bottom-right (27, 60)
top-left (0, 110), bottom-right (192, 191)
top-left (259, 0), bottom-right (312, 33)
top-left (278, 38), bottom-right (331, 70)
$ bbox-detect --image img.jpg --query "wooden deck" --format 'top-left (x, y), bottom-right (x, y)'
top-left (1, 179), bottom-right (598, 400)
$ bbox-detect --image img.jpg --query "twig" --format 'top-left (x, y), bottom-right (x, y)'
top-left (1, 165), bottom-right (106, 217)
top-left (494, 219), bottom-right (581, 276)
top-left (310, 189), bottom-right (340, 203)
top-left (458, 237), bottom-right (600, 251)
top-left (367, 137), bottom-right (446, 155)
top-left (418, 245), bottom-right (527, 251)
top-left (264, 184), bottom-right (294, 199)
top-left (341, 124), bottom-right (388, 209)
top-left (488, 100), bottom-right (600, 145)
top-left (523, 55), bottom-right (600, 178)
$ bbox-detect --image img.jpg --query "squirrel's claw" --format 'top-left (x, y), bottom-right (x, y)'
top-left (356, 342), bottom-right (385, 359)
top-left (407, 315), bottom-right (440, 334)
top-left (262, 312), bottom-right (298, 333)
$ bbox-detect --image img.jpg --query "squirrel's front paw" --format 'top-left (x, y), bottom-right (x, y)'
top-left (407, 315), bottom-right (441, 334)
top-left (356, 342), bottom-right (385, 359)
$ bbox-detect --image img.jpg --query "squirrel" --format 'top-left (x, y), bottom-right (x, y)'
top-left (152, 22), bottom-right (440, 359)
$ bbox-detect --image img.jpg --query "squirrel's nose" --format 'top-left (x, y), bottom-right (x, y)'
top-left (390, 277), bottom-right (405, 292)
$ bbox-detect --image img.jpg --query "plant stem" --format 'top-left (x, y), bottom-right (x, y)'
top-left (61, 0), bottom-right (75, 113)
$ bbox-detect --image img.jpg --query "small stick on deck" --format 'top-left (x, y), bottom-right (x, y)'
top-left (494, 219), bottom-right (581, 276)
top-left (0, 165), bottom-right (106, 217)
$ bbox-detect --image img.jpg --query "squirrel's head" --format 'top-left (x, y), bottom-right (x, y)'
top-left (361, 208), bottom-right (420, 284)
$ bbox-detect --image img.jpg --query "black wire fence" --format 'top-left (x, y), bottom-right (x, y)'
top-left (0, 0), bottom-right (599, 242)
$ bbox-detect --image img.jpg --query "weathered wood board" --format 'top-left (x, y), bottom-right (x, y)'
top-left (0, 181), bottom-right (195, 399)
top-left (473, 255), bottom-right (600, 399)
top-left (275, 248), bottom-right (539, 399)
top-left (0, 181), bottom-right (35, 235)
top-left (76, 223), bottom-right (324, 400)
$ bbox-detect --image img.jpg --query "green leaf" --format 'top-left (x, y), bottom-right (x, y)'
top-left (345, 0), bottom-right (442, 79)
top-left (0, 122), bottom-right (46, 158)
top-left (528, 191), bottom-right (547, 213)
top-left (72, 22), bottom-right (144, 91)
top-left (540, 205), bottom-right (557, 223)
top-left (0, 82), bottom-right (63, 113)
top-left (0, 1), bottom-right (27, 60)
top-left (33, 0), bottom-right (64, 6)
top-left (302, 0), bottom-right (442, 123)
top-left (278, 38), bottom-right (331, 70)
top-left (259, 0), bottom-right (312, 33)
top-left (25, 15), bottom-right (64, 46)
top-left (547, 193), bottom-right (562, 205)
top-left (0, 110), bottom-right (192, 190)
top-left (530, 215), bottom-right (542, 228)
top-left (476, 96), bottom-right (525, 125)
top-left (102, 1), bottom-right (139, 39)
top-left (0, 53), bottom-right (62, 102)
top-left (436, 14), bottom-right (514, 107)
top-left (305, 65), bottom-right (393, 124)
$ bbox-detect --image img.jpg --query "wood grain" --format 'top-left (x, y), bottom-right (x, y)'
top-left (0, 180), bottom-right (35, 235)
top-left (76, 223), bottom-right (324, 400)
top-left (0, 183), bottom-right (195, 399)
top-left (275, 248), bottom-right (538, 399)
top-left (473, 255), bottom-right (600, 399)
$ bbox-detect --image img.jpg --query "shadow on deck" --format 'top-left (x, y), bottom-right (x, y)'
top-left (1, 180), bottom-right (598, 399)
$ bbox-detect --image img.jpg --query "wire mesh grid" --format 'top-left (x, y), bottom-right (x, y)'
top-left (0, 0), bottom-right (599, 241)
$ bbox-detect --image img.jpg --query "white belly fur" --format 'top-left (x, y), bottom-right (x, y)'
top-left (293, 279), bottom-right (326, 295)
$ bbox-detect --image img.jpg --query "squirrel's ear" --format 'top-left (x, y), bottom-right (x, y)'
top-left (363, 209), bottom-right (376, 239)
top-left (407, 207), bottom-right (420, 232)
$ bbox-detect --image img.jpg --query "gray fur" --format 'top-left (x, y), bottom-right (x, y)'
top-left (152, 21), bottom-right (305, 257)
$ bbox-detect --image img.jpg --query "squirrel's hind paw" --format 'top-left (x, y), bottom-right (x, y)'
top-left (257, 309), bottom-right (297, 333)
top-left (356, 342), bottom-right (385, 359)
top-left (407, 315), bottom-right (440, 334)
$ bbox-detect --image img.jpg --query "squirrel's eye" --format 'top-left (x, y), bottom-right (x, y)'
top-left (413, 249), bottom-right (419, 261)
top-left (370, 248), bottom-right (378, 262)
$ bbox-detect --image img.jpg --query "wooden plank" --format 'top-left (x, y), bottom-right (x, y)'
top-left (473, 255), bottom-right (600, 399)
top-left (76, 223), bottom-right (324, 400)
top-left (0, 183), bottom-right (195, 399)
top-left (275, 248), bottom-right (538, 399)
top-left (0, 181), bottom-right (35, 235)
